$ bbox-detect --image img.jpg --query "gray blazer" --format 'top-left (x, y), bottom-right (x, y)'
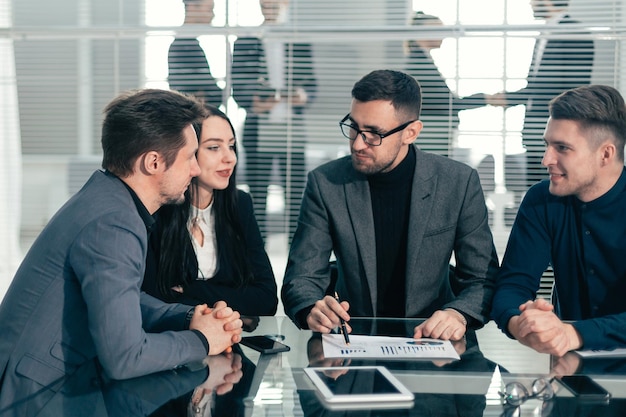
top-left (0, 171), bottom-right (207, 414)
top-left (281, 146), bottom-right (499, 327)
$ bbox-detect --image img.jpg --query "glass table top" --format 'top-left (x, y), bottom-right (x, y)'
top-left (8, 317), bottom-right (626, 416)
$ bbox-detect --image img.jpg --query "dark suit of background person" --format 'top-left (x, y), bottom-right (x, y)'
top-left (0, 90), bottom-right (239, 416)
top-left (231, 0), bottom-right (317, 242)
top-left (281, 145), bottom-right (499, 327)
top-left (495, 0), bottom-right (594, 205)
top-left (143, 189), bottom-right (278, 316)
top-left (405, 12), bottom-right (488, 158)
top-left (168, 0), bottom-right (223, 106)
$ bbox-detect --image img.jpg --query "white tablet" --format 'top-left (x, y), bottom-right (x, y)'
top-left (303, 366), bottom-right (414, 409)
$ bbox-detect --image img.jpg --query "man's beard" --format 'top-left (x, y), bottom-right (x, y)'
top-left (162, 193), bottom-right (186, 206)
top-left (351, 154), bottom-right (396, 176)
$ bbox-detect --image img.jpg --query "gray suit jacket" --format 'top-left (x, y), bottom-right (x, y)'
top-left (281, 147), bottom-right (499, 327)
top-left (0, 171), bottom-right (207, 414)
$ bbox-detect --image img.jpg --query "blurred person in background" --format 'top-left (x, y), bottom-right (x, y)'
top-left (487, 0), bottom-right (594, 222)
top-left (168, 0), bottom-right (223, 107)
top-left (405, 11), bottom-right (488, 157)
top-left (232, 0), bottom-right (317, 243)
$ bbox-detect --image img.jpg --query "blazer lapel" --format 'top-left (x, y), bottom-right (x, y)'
top-left (406, 153), bottom-right (437, 287)
top-left (345, 175), bottom-right (378, 313)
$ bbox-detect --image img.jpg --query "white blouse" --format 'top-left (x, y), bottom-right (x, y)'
top-left (189, 203), bottom-right (218, 280)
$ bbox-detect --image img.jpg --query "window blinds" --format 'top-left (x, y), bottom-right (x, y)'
top-left (2, 0), bottom-right (622, 298)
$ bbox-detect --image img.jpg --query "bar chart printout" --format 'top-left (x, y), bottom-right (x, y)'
top-left (322, 334), bottom-right (460, 360)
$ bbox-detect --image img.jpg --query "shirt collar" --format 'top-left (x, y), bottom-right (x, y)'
top-left (104, 170), bottom-right (156, 233)
top-left (190, 202), bottom-right (213, 225)
top-left (578, 167), bottom-right (626, 208)
top-left (367, 145), bottom-right (416, 188)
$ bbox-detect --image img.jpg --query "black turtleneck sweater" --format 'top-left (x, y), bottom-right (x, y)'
top-left (367, 145), bottom-right (416, 317)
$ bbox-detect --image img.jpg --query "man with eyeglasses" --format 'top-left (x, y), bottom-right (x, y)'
top-left (281, 69), bottom-right (499, 342)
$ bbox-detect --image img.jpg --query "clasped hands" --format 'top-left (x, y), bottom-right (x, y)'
top-left (484, 91), bottom-right (508, 107)
top-left (189, 301), bottom-right (243, 355)
top-left (306, 295), bottom-right (468, 341)
top-left (508, 298), bottom-right (582, 357)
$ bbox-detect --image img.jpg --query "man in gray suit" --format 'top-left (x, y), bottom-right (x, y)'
top-left (0, 89), bottom-right (242, 415)
top-left (281, 70), bottom-right (499, 341)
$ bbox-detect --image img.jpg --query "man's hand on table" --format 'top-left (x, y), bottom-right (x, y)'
top-left (190, 301), bottom-right (243, 355)
top-left (413, 309), bottom-right (467, 341)
top-left (508, 299), bottom-right (582, 357)
top-left (306, 295), bottom-right (351, 334)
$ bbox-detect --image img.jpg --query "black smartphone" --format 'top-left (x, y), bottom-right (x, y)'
top-left (240, 335), bottom-right (291, 354)
top-left (559, 375), bottom-right (611, 402)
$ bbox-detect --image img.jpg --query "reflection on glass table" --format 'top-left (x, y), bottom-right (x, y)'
top-left (25, 343), bottom-right (252, 417)
top-left (299, 321), bottom-right (494, 417)
top-left (7, 317), bottom-right (626, 417)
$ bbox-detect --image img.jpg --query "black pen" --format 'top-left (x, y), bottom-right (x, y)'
top-left (334, 291), bottom-right (350, 345)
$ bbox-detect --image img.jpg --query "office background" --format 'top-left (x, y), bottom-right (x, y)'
top-left (0, 0), bottom-right (623, 306)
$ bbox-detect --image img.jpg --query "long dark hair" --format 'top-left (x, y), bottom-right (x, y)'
top-left (156, 104), bottom-right (253, 297)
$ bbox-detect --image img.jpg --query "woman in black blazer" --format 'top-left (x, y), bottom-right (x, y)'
top-left (143, 105), bottom-right (278, 317)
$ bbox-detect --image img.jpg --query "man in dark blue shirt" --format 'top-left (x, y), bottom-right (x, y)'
top-left (492, 84), bottom-right (626, 356)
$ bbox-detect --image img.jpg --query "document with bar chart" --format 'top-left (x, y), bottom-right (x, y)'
top-left (321, 334), bottom-right (460, 360)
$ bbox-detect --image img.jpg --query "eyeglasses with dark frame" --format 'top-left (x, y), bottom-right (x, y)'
top-left (498, 377), bottom-right (555, 407)
top-left (339, 114), bottom-right (418, 146)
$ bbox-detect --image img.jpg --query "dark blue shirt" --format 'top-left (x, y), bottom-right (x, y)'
top-left (492, 168), bottom-right (626, 350)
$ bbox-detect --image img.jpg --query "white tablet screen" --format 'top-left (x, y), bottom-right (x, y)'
top-left (304, 366), bottom-right (414, 406)
top-left (317, 368), bottom-right (398, 394)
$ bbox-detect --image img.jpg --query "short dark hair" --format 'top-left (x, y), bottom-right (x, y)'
top-left (549, 85), bottom-right (626, 161)
top-left (101, 89), bottom-right (207, 177)
top-left (410, 11), bottom-right (442, 26)
top-left (182, 0), bottom-right (204, 6)
top-left (551, 1), bottom-right (570, 8)
top-left (351, 69), bottom-right (422, 120)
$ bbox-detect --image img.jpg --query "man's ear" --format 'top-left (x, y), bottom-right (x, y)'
top-left (404, 120), bottom-right (423, 145)
top-left (600, 141), bottom-right (616, 166)
top-left (139, 151), bottom-right (163, 175)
